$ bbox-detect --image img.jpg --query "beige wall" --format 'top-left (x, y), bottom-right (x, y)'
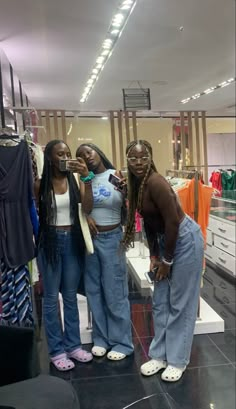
top-left (38, 115), bottom-right (235, 175)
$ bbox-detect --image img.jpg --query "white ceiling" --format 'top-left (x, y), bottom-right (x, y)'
top-left (0, 0), bottom-right (235, 115)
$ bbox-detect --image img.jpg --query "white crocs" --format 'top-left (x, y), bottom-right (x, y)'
top-left (92, 346), bottom-right (107, 357)
top-left (161, 365), bottom-right (186, 382)
top-left (140, 359), bottom-right (167, 376)
top-left (107, 351), bottom-right (126, 361)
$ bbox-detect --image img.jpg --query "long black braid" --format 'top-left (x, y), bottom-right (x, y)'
top-left (122, 140), bottom-right (157, 249)
top-left (38, 139), bottom-right (85, 264)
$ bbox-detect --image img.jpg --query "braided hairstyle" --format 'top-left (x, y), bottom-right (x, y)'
top-left (76, 143), bottom-right (115, 170)
top-left (122, 140), bottom-right (157, 249)
top-left (38, 139), bottom-right (84, 263)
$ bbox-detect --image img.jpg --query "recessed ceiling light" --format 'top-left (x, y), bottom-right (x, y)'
top-left (101, 116), bottom-right (108, 120)
top-left (80, 0), bottom-right (137, 104)
top-left (111, 29), bottom-right (120, 35)
top-left (96, 56), bottom-right (105, 64)
top-left (180, 77), bottom-right (236, 103)
top-left (102, 49), bottom-right (110, 56)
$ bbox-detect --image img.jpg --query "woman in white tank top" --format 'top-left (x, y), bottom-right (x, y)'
top-left (35, 140), bottom-right (94, 371)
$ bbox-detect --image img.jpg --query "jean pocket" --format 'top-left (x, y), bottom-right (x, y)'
top-left (114, 275), bottom-right (128, 300)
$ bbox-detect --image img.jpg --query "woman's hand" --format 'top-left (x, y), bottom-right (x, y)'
top-left (156, 262), bottom-right (171, 281)
top-left (86, 216), bottom-right (98, 237)
top-left (67, 158), bottom-right (89, 177)
top-left (149, 258), bottom-right (170, 281)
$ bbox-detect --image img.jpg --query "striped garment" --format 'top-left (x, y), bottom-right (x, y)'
top-left (0, 260), bottom-right (34, 326)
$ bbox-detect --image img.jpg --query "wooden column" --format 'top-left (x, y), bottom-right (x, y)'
top-left (180, 112), bottom-right (186, 168)
top-left (132, 111), bottom-right (137, 141)
top-left (61, 110), bottom-right (67, 144)
top-left (194, 111), bottom-right (201, 167)
top-left (109, 111), bottom-right (117, 168)
top-left (124, 111), bottom-right (131, 146)
top-left (45, 110), bottom-right (51, 140)
top-left (53, 111), bottom-right (59, 138)
top-left (187, 112), bottom-right (194, 166)
top-left (201, 111), bottom-right (208, 184)
top-left (117, 111), bottom-right (124, 169)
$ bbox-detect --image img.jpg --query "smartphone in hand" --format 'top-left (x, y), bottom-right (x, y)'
top-left (144, 267), bottom-right (158, 284)
top-left (108, 173), bottom-right (125, 192)
top-left (59, 159), bottom-right (77, 172)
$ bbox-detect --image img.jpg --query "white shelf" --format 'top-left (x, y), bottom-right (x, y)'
top-left (127, 242), bottom-right (224, 335)
top-left (59, 294), bottom-right (92, 344)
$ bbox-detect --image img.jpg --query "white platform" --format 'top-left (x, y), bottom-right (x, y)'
top-left (127, 243), bottom-right (225, 335)
top-left (59, 294), bottom-right (93, 344)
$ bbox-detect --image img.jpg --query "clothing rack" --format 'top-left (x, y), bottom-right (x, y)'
top-left (166, 168), bottom-right (201, 318)
top-left (166, 169), bottom-right (200, 222)
top-left (184, 164), bottom-right (236, 168)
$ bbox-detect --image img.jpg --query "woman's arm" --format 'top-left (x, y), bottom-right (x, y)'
top-left (149, 173), bottom-right (180, 262)
top-left (79, 178), bottom-right (93, 215)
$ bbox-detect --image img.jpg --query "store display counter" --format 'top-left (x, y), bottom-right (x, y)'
top-left (127, 242), bottom-right (224, 335)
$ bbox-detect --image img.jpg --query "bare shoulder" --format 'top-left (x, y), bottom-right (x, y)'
top-left (148, 172), bottom-right (168, 189)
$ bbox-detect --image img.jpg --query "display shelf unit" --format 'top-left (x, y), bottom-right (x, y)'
top-left (127, 242), bottom-right (224, 335)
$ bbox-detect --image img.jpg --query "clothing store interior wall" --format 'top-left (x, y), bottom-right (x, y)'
top-left (0, 0), bottom-right (235, 160)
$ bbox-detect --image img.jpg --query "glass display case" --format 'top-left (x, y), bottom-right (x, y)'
top-left (210, 193), bottom-right (236, 223)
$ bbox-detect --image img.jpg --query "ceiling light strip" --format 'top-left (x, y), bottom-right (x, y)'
top-left (80, 0), bottom-right (137, 103)
top-left (181, 77), bottom-right (236, 104)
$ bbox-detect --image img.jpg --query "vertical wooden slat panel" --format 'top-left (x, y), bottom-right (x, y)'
top-left (180, 112), bottom-right (186, 168)
top-left (117, 111), bottom-right (124, 169)
top-left (53, 111), bottom-right (59, 138)
top-left (132, 111), bottom-right (137, 141)
top-left (194, 111), bottom-right (201, 167)
top-left (187, 111), bottom-right (194, 166)
top-left (201, 111), bottom-right (208, 184)
top-left (61, 110), bottom-right (67, 144)
top-left (45, 110), bottom-right (51, 139)
top-left (125, 111), bottom-right (131, 146)
top-left (109, 110), bottom-right (117, 168)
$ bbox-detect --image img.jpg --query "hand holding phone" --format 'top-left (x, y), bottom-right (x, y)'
top-left (144, 267), bottom-right (158, 284)
top-left (108, 173), bottom-right (126, 193)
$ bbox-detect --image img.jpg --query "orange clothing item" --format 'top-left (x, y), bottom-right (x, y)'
top-left (176, 179), bottom-right (213, 244)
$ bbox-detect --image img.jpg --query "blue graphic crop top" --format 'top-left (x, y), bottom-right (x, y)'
top-left (90, 169), bottom-right (123, 226)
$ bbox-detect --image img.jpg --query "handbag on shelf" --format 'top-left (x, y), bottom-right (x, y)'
top-left (75, 175), bottom-right (94, 255)
top-left (78, 203), bottom-right (94, 255)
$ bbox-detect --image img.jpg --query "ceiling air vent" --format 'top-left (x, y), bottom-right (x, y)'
top-left (122, 88), bottom-right (151, 111)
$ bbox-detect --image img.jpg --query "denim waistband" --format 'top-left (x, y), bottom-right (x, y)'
top-left (96, 225), bottom-right (122, 237)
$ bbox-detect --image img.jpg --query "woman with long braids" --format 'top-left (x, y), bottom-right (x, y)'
top-left (123, 140), bottom-right (204, 382)
top-left (76, 143), bottom-right (133, 361)
top-left (35, 140), bottom-right (94, 371)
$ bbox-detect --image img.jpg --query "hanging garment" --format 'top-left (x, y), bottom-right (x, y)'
top-left (0, 260), bottom-right (33, 326)
top-left (0, 140), bottom-right (35, 268)
top-left (210, 171), bottom-right (222, 196)
top-left (222, 171), bottom-right (236, 192)
top-left (176, 179), bottom-right (213, 245)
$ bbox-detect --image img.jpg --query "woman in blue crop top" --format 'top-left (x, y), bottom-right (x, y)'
top-left (76, 144), bottom-right (133, 360)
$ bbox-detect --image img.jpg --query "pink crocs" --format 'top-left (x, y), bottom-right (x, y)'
top-left (68, 348), bottom-right (93, 363)
top-left (51, 353), bottom-right (75, 371)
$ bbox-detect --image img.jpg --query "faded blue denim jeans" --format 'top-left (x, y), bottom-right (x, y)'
top-left (38, 230), bottom-right (83, 358)
top-left (149, 215), bottom-right (204, 367)
top-left (85, 226), bottom-right (134, 355)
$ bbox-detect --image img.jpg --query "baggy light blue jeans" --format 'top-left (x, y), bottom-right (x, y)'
top-left (149, 215), bottom-right (204, 367)
top-left (38, 230), bottom-right (83, 358)
top-left (85, 226), bottom-right (134, 355)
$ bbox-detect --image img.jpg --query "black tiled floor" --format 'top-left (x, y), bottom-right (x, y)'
top-left (36, 263), bottom-right (236, 409)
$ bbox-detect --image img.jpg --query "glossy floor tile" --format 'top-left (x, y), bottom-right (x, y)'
top-left (35, 263), bottom-right (236, 409)
top-left (161, 364), bottom-right (236, 409)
